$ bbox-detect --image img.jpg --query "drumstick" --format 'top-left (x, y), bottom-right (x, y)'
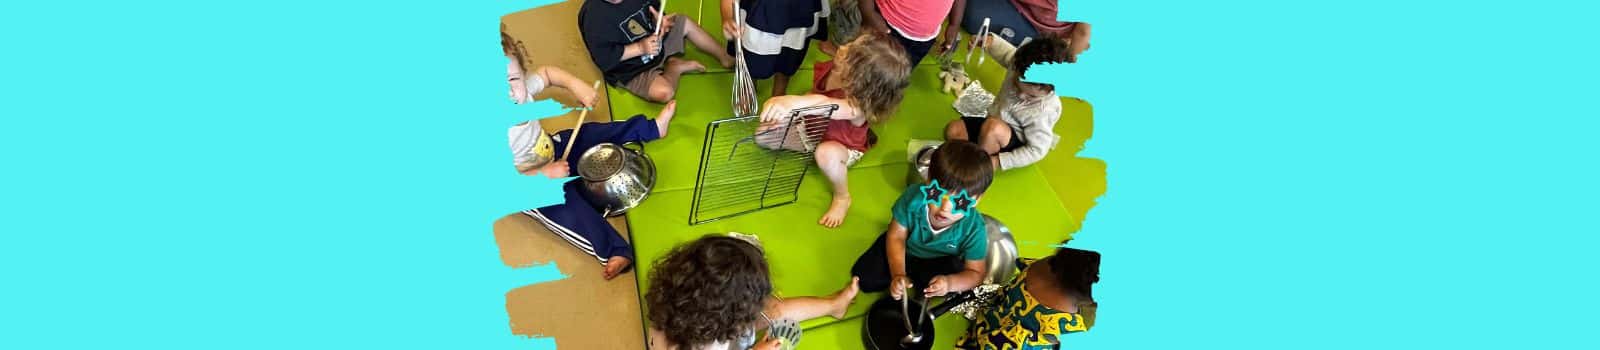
top-left (654, 0), bottom-right (670, 37)
top-left (561, 80), bottom-right (605, 160)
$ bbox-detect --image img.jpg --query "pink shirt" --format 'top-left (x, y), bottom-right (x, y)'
top-left (877, 0), bottom-right (955, 41)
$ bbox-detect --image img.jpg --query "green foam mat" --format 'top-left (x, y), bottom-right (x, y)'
top-left (600, 26), bottom-right (1102, 348)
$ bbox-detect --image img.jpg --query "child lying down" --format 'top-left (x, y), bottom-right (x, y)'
top-left (506, 63), bottom-right (678, 280)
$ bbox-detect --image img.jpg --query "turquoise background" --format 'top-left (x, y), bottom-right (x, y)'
top-left (2, 0), bottom-right (1595, 349)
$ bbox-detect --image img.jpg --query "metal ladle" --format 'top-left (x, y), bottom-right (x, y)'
top-left (899, 285), bottom-right (930, 346)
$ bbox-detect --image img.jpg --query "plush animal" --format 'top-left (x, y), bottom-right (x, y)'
top-left (938, 64), bottom-right (970, 96)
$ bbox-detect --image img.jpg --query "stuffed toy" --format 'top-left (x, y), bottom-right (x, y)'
top-left (938, 63), bottom-right (970, 96)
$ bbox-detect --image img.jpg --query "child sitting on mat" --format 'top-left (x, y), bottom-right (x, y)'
top-left (506, 64), bottom-right (678, 279)
top-left (502, 26), bottom-right (599, 106)
top-left (757, 32), bottom-right (911, 228)
top-left (957, 244), bottom-right (1100, 349)
top-left (720, 0), bottom-right (830, 98)
top-left (646, 235), bottom-right (860, 350)
top-left (943, 33), bottom-right (1073, 171)
top-left (850, 140), bottom-right (993, 300)
top-left (579, 0), bottom-right (735, 103)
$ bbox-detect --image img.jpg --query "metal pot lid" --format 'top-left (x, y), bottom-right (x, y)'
top-left (577, 143), bottom-right (627, 181)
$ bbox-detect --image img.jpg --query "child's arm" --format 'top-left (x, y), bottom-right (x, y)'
top-left (885, 221), bottom-right (913, 300)
top-left (720, 0), bottom-right (738, 38)
top-left (983, 33), bottom-right (1019, 69)
top-left (858, 0), bottom-right (888, 34)
top-left (924, 259), bottom-right (987, 297)
top-left (938, 0), bottom-right (967, 54)
top-left (995, 102), bottom-right (1062, 170)
top-left (530, 66), bottom-right (599, 108)
top-left (759, 94), bottom-right (864, 124)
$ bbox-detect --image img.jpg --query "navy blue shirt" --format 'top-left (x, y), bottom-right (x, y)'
top-left (578, 0), bottom-right (662, 85)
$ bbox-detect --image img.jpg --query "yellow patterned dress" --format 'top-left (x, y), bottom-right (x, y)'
top-left (956, 260), bottom-right (1090, 350)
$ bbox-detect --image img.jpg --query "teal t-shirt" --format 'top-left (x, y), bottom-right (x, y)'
top-left (891, 184), bottom-right (989, 261)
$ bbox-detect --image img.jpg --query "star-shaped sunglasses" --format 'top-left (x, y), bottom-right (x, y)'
top-left (920, 179), bottom-right (977, 214)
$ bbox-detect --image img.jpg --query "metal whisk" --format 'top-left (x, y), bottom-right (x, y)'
top-left (730, 0), bottom-right (759, 117)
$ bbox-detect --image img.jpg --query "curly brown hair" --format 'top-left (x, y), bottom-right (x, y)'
top-left (1012, 34), bottom-right (1074, 92)
top-left (838, 32), bottom-right (912, 124)
top-left (646, 235), bottom-right (772, 347)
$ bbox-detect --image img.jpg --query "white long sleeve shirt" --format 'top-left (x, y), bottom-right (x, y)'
top-left (985, 37), bottom-right (1063, 171)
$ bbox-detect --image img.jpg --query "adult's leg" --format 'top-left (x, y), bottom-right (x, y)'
top-left (850, 233), bottom-right (893, 292)
top-left (944, 119), bottom-right (969, 141)
top-left (815, 141), bottom-right (854, 228)
top-left (765, 277), bottom-right (861, 321)
top-left (977, 116), bottom-right (1014, 155)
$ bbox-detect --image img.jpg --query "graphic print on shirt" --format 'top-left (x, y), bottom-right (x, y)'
top-left (617, 7), bottom-right (654, 42)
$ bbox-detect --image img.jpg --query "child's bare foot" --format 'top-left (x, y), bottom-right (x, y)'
top-left (602, 256), bottom-right (632, 280)
top-left (666, 58), bottom-right (707, 76)
top-left (655, 100), bottom-right (677, 138)
top-left (818, 195), bottom-right (851, 228)
top-left (827, 277), bottom-right (861, 319)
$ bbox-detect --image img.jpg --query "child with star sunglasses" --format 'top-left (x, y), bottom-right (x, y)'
top-left (849, 140), bottom-right (995, 300)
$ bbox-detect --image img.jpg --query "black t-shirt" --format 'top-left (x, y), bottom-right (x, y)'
top-left (579, 0), bottom-right (662, 85)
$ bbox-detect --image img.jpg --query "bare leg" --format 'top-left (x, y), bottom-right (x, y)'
top-left (655, 100), bottom-right (677, 138)
top-left (944, 119), bottom-right (969, 141)
top-left (771, 72), bottom-right (792, 98)
top-left (815, 141), bottom-right (853, 228)
top-left (978, 117), bottom-right (1012, 155)
top-left (666, 56), bottom-right (707, 76)
top-left (766, 277), bottom-right (861, 321)
top-left (644, 74), bottom-right (676, 103)
top-left (602, 256), bottom-right (631, 280)
top-left (678, 14), bottom-right (735, 68)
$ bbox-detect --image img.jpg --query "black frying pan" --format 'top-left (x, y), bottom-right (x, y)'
top-left (861, 289), bottom-right (973, 350)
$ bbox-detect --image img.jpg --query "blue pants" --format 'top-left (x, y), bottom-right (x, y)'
top-left (961, 0), bottom-right (1040, 47)
top-left (549, 114), bottom-right (661, 176)
top-left (523, 179), bottom-right (635, 265)
top-left (526, 114), bottom-right (659, 265)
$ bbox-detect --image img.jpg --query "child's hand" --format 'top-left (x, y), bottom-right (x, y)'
top-left (650, 7), bottom-right (672, 34)
top-left (572, 84), bottom-right (598, 109)
top-left (722, 18), bottom-right (741, 39)
top-left (751, 337), bottom-right (782, 350)
top-left (889, 275), bottom-right (912, 300)
top-left (924, 275), bottom-right (951, 298)
top-left (539, 160), bottom-right (570, 178)
top-left (759, 96), bottom-right (797, 124)
top-left (635, 34), bottom-right (663, 56)
top-left (937, 26), bottom-right (961, 55)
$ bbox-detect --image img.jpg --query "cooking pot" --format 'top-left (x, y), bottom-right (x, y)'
top-left (576, 142), bottom-right (656, 216)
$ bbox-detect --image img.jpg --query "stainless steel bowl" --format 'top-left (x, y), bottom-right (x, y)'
top-left (576, 142), bottom-right (656, 216)
top-left (980, 214), bottom-right (1019, 285)
top-left (908, 145), bottom-right (938, 185)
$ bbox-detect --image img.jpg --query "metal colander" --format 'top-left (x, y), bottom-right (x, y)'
top-left (578, 145), bottom-right (625, 181)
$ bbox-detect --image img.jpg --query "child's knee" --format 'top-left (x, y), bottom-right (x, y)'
top-left (646, 82), bottom-right (676, 103)
top-left (944, 120), bottom-right (967, 140)
top-left (982, 118), bottom-right (1012, 141)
